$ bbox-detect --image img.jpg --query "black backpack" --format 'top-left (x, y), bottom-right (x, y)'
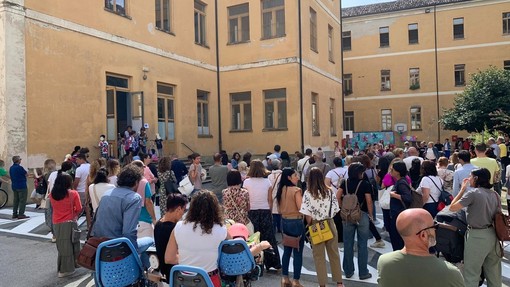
top-left (434, 208), bottom-right (467, 263)
top-left (368, 169), bottom-right (379, 200)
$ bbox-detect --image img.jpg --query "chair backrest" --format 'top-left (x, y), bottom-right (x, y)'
top-left (94, 237), bottom-right (143, 287)
top-left (169, 265), bottom-right (214, 287)
top-left (217, 239), bottom-right (256, 276)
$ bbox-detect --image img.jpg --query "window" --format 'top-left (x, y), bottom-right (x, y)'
top-left (381, 109), bottom-right (392, 131)
top-left (408, 23), bottom-right (418, 44)
top-left (310, 8), bottom-right (317, 52)
top-left (344, 111), bottom-right (354, 131)
top-left (329, 98), bottom-right (336, 136)
top-left (379, 26), bottom-right (389, 47)
top-left (454, 64), bottom-right (466, 86)
top-left (264, 88), bottom-right (287, 129)
top-left (410, 107), bottom-right (422, 130)
top-left (261, 0), bottom-right (285, 39)
top-left (343, 74), bottom-right (352, 95)
top-left (155, 0), bottom-right (171, 32)
top-left (197, 90), bottom-right (209, 135)
top-left (231, 92), bottom-right (252, 131)
top-left (312, 93), bottom-right (319, 136)
top-left (453, 18), bottom-right (464, 39)
top-left (194, 1), bottom-right (207, 46)
top-left (409, 68), bottom-right (420, 89)
top-left (157, 84), bottom-right (175, 140)
top-left (504, 60), bottom-right (510, 71)
top-left (328, 25), bottom-right (334, 62)
top-left (342, 31), bottom-right (351, 51)
top-left (228, 3), bottom-right (250, 44)
top-left (504, 12), bottom-right (510, 35)
top-left (105, 0), bottom-right (127, 16)
top-left (381, 70), bottom-right (391, 91)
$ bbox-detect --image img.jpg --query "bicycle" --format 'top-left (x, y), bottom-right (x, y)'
top-left (0, 188), bottom-right (7, 209)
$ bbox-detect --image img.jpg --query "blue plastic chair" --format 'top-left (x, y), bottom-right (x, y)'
top-left (94, 237), bottom-right (144, 287)
top-left (218, 239), bottom-right (256, 276)
top-left (169, 265), bottom-right (214, 287)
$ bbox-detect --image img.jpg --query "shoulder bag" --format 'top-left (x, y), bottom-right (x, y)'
top-left (76, 201), bottom-right (110, 270)
top-left (307, 191), bottom-right (334, 245)
top-left (281, 186), bottom-right (302, 251)
top-left (492, 191), bottom-right (509, 257)
top-left (427, 176), bottom-right (453, 211)
top-left (70, 192), bottom-right (82, 244)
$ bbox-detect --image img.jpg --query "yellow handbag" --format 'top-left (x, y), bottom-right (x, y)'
top-left (307, 191), bottom-right (334, 245)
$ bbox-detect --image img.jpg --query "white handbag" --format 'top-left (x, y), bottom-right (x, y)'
top-left (379, 185), bottom-right (393, 210)
top-left (178, 175), bottom-right (194, 196)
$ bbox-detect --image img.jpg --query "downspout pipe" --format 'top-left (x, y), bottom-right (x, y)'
top-left (298, 0), bottom-right (304, 152)
top-left (434, 4), bottom-right (441, 142)
top-left (215, 0), bottom-right (222, 151)
top-left (340, 0), bottom-right (344, 139)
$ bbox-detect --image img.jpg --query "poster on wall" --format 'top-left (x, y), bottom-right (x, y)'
top-left (348, 132), bottom-right (395, 150)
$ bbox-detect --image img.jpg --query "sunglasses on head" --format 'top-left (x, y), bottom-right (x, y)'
top-left (415, 222), bottom-right (439, 235)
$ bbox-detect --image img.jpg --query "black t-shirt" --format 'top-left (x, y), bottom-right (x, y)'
top-left (154, 220), bottom-right (176, 281)
top-left (340, 178), bottom-right (371, 213)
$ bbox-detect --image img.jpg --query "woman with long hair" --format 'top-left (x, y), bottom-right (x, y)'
top-left (280, 151), bottom-right (291, 168)
top-left (244, 159), bottom-right (281, 270)
top-left (359, 154), bottom-right (384, 249)
top-left (418, 160), bottom-right (443, 218)
top-left (106, 158), bottom-right (120, 186)
top-left (300, 168), bottom-right (343, 287)
top-left (157, 156), bottom-right (177, 217)
top-left (222, 170), bottom-right (251, 228)
top-left (50, 171), bottom-right (82, 278)
top-left (88, 168), bottom-right (115, 212)
top-left (165, 190), bottom-right (227, 287)
top-left (276, 168), bottom-right (304, 287)
top-left (450, 168), bottom-right (501, 286)
top-left (231, 152), bottom-right (241, 169)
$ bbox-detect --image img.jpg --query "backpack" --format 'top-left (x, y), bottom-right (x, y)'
top-left (331, 170), bottom-right (346, 190)
top-left (368, 169), bottom-right (379, 200)
top-left (426, 176), bottom-right (453, 211)
top-left (435, 208), bottom-right (467, 263)
top-left (340, 180), bottom-right (363, 224)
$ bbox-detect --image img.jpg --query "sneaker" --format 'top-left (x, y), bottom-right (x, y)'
top-left (58, 270), bottom-right (75, 278)
top-left (17, 215), bottom-right (30, 219)
top-left (51, 237), bottom-right (57, 243)
top-left (370, 240), bottom-right (385, 248)
top-left (345, 273), bottom-right (354, 279)
top-left (359, 273), bottom-right (372, 280)
top-left (12, 215), bottom-right (18, 219)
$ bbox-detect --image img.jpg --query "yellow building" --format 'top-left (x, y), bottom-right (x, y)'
top-left (342, 0), bottom-right (510, 144)
top-left (0, 0), bottom-right (343, 168)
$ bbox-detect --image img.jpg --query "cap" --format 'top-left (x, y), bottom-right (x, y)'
top-left (228, 223), bottom-right (250, 240)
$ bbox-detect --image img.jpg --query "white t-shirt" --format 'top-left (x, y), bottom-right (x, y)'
top-left (403, 156), bottom-right (423, 171)
top-left (75, 163), bottom-right (90, 193)
top-left (89, 183), bottom-right (116, 211)
top-left (243, 177), bottom-right (271, 210)
top-left (108, 175), bottom-right (118, 186)
top-left (297, 156), bottom-right (311, 181)
top-left (268, 170), bottom-right (282, 214)
top-left (47, 171), bottom-right (58, 193)
top-left (418, 176), bottom-right (443, 204)
top-left (325, 167), bottom-right (348, 191)
top-left (174, 221), bottom-right (227, 272)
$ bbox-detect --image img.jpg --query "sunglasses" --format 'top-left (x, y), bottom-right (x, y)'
top-left (415, 222), bottom-right (439, 235)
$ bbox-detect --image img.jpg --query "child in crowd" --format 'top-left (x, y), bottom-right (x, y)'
top-left (97, 135), bottom-right (109, 159)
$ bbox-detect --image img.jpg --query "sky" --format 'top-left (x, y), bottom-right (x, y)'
top-left (342, 0), bottom-right (394, 8)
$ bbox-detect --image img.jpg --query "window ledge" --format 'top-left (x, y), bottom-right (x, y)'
top-left (411, 129), bottom-right (423, 131)
top-left (455, 84), bottom-right (466, 87)
top-left (156, 28), bottom-right (175, 36)
top-left (198, 134), bottom-right (213, 138)
top-left (409, 42), bottom-right (419, 45)
top-left (379, 45), bottom-right (390, 48)
top-left (312, 133), bottom-right (321, 137)
top-left (104, 8), bottom-right (131, 20)
top-left (311, 48), bottom-right (319, 53)
top-left (227, 40), bottom-right (251, 46)
top-left (195, 43), bottom-right (210, 49)
top-left (261, 34), bottom-right (286, 40)
top-left (453, 37), bottom-right (465, 40)
top-left (262, 128), bottom-right (288, 132)
top-left (381, 89), bottom-right (391, 92)
top-left (330, 134), bottom-right (337, 137)
top-left (229, 129), bottom-right (253, 133)
top-left (329, 59), bottom-right (335, 64)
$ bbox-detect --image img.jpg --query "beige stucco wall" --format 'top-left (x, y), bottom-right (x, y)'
top-left (343, 0), bottom-right (510, 143)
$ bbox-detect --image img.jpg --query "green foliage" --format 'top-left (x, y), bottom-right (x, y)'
top-left (490, 110), bottom-right (510, 135)
top-left (441, 67), bottom-right (510, 133)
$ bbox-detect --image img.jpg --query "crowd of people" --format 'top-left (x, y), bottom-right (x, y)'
top-left (3, 132), bottom-right (509, 287)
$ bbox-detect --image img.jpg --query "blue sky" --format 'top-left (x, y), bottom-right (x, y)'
top-left (343, 0), bottom-right (394, 8)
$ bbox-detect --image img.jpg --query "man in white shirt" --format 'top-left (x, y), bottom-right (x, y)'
top-left (325, 157), bottom-right (347, 192)
top-left (403, 147), bottom-right (423, 171)
top-left (73, 153), bottom-right (90, 213)
top-left (297, 148), bottom-right (312, 189)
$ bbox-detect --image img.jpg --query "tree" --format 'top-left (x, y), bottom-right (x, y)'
top-left (441, 66), bottom-right (510, 133)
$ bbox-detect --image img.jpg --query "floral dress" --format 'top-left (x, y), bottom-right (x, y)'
top-left (158, 170), bottom-right (176, 217)
top-left (222, 186), bottom-right (250, 225)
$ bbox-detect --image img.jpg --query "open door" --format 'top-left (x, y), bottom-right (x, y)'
top-left (129, 91), bottom-right (144, 133)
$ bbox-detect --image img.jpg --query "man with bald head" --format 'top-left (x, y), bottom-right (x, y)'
top-left (377, 208), bottom-right (464, 287)
top-left (403, 147), bottom-right (423, 170)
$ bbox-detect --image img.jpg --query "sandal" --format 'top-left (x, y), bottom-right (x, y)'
top-left (337, 283), bottom-right (344, 287)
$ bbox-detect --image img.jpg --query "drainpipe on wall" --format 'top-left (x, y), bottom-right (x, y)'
top-left (339, 0), bottom-right (345, 139)
top-left (214, 0), bottom-right (222, 151)
top-left (434, 4), bottom-right (441, 142)
top-left (298, 0), bottom-right (304, 152)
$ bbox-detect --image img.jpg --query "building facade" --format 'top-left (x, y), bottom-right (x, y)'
top-left (0, 0), bottom-right (343, 168)
top-left (342, 0), bottom-right (510, 145)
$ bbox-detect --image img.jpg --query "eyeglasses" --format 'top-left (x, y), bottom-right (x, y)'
top-left (415, 222), bottom-right (439, 235)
